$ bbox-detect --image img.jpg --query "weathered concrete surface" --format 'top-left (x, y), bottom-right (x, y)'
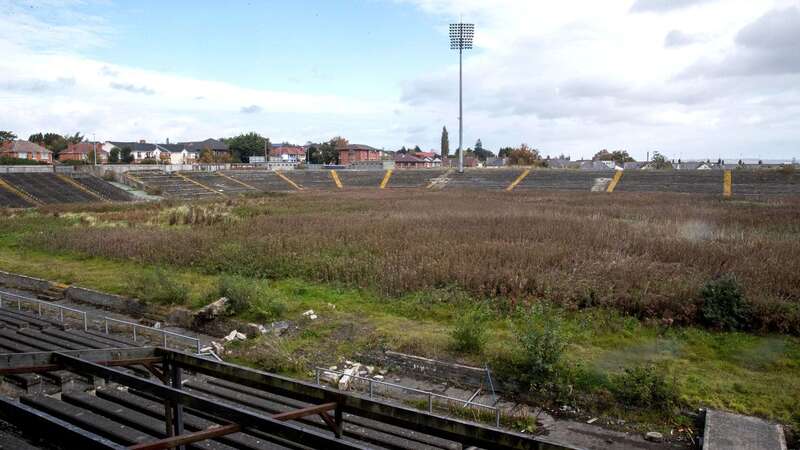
top-left (0, 271), bottom-right (54, 292)
top-left (65, 286), bottom-right (146, 316)
top-left (703, 409), bottom-right (786, 450)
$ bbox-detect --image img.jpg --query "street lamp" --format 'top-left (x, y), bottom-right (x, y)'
top-left (450, 22), bottom-right (474, 174)
top-left (92, 133), bottom-right (97, 166)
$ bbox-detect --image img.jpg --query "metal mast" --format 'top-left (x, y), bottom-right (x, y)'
top-left (449, 22), bottom-right (473, 173)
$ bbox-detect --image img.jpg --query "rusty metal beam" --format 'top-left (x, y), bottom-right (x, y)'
top-left (0, 357), bottom-right (161, 374)
top-left (127, 423), bottom-right (241, 450)
top-left (51, 352), bottom-right (369, 450)
top-left (0, 347), bottom-right (158, 371)
top-left (271, 401), bottom-right (337, 421)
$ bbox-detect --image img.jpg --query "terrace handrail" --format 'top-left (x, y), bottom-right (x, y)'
top-left (0, 290), bottom-right (201, 354)
top-left (0, 291), bottom-right (88, 331)
top-left (314, 367), bottom-right (501, 427)
top-left (102, 316), bottom-right (201, 354)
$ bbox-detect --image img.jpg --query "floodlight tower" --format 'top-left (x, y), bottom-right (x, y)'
top-left (449, 22), bottom-right (473, 174)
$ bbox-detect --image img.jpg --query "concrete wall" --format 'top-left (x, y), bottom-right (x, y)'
top-left (0, 165), bottom-right (55, 173)
top-left (0, 270), bottom-right (55, 291)
top-left (65, 286), bottom-right (146, 316)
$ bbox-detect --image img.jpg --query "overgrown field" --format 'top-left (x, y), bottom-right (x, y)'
top-left (9, 190), bottom-right (800, 332)
top-left (1, 190), bottom-right (799, 432)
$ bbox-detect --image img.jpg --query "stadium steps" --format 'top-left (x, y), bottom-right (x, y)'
top-left (0, 181), bottom-right (34, 208)
top-left (287, 170), bottom-right (338, 190)
top-left (0, 173), bottom-right (99, 204)
top-left (388, 169), bottom-right (447, 188)
top-left (337, 170), bottom-right (386, 188)
top-left (126, 170), bottom-right (223, 200)
top-left (221, 170), bottom-right (299, 192)
top-left (514, 170), bottom-right (613, 191)
top-left (179, 171), bottom-right (258, 195)
top-left (445, 169), bottom-right (523, 190)
top-left (615, 171), bottom-right (721, 195)
top-left (71, 175), bottom-right (134, 202)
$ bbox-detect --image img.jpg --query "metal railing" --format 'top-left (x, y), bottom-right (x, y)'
top-left (314, 367), bottom-right (501, 427)
top-left (102, 316), bottom-right (201, 354)
top-left (0, 290), bottom-right (201, 354)
top-left (0, 291), bottom-right (88, 331)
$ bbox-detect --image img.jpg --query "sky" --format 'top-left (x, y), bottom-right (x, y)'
top-left (1, 0), bottom-right (799, 161)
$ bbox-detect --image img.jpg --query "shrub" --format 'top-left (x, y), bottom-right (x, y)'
top-left (450, 306), bottom-right (489, 353)
top-left (511, 308), bottom-right (567, 388)
top-left (216, 275), bottom-right (286, 320)
top-left (611, 365), bottom-right (679, 410)
top-left (700, 275), bottom-right (750, 331)
top-left (126, 268), bottom-right (188, 305)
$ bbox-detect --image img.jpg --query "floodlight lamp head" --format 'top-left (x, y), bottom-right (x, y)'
top-left (449, 23), bottom-right (474, 50)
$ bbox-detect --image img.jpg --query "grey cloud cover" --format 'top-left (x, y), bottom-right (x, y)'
top-left (240, 105), bottom-right (263, 114)
top-left (664, 30), bottom-right (703, 48)
top-left (109, 82), bottom-right (155, 95)
top-left (630, 0), bottom-right (715, 13)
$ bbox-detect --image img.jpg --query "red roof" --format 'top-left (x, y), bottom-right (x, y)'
top-left (1, 140), bottom-right (51, 154)
top-left (270, 145), bottom-right (304, 156)
top-left (414, 151), bottom-right (437, 159)
top-left (63, 142), bottom-right (105, 155)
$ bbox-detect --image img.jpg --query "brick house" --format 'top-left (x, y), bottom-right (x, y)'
top-left (0, 140), bottom-right (53, 163)
top-left (395, 152), bottom-right (442, 169)
top-left (180, 138), bottom-right (231, 160)
top-left (270, 144), bottom-right (306, 163)
top-left (337, 144), bottom-right (381, 165)
top-left (59, 142), bottom-right (108, 163)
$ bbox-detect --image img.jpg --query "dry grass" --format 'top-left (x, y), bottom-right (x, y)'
top-left (12, 189), bottom-right (800, 332)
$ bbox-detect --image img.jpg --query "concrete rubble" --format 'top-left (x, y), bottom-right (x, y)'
top-left (320, 360), bottom-right (388, 391)
top-left (302, 309), bottom-right (318, 320)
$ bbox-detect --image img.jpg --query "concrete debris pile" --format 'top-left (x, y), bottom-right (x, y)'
top-left (319, 360), bottom-right (388, 391)
top-left (302, 309), bottom-right (318, 320)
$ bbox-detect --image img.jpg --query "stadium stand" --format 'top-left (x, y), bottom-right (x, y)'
top-left (126, 170), bottom-right (222, 200)
top-left (514, 170), bottom-right (609, 191)
top-left (0, 184), bottom-right (33, 208)
top-left (180, 171), bottom-right (258, 195)
top-left (445, 169), bottom-right (524, 190)
top-left (70, 175), bottom-right (134, 202)
top-left (336, 170), bottom-right (385, 188)
top-left (615, 171), bottom-right (722, 194)
top-left (287, 170), bottom-right (338, 189)
top-left (0, 173), bottom-right (100, 204)
top-left (221, 170), bottom-right (299, 191)
top-left (387, 169), bottom-right (447, 188)
top-left (731, 170), bottom-right (800, 197)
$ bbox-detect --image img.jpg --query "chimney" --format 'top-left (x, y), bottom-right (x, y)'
top-left (139, 139), bottom-right (146, 144)
top-left (166, 138), bottom-right (170, 144)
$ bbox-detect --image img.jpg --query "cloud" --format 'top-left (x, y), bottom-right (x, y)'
top-left (109, 82), bottom-right (156, 95)
top-left (240, 105), bottom-right (263, 114)
top-left (99, 66), bottom-right (119, 77)
top-left (1, 77), bottom-right (76, 93)
top-left (664, 30), bottom-right (704, 48)
top-left (681, 7), bottom-right (800, 78)
top-left (629, 0), bottom-right (716, 13)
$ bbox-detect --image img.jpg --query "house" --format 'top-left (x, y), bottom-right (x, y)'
top-left (548, 158), bottom-right (577, 169)
top-left (179, 139), bottom-right (231, 161)
top-left (395, 153), bottom-right (442, 169)
top-left (270, 144), bottom-right (306, 163)
top-left (675, 161), bottom-right (713, 170)
top-left (337, 144), bottom-right (381, 165)
top-left (0, 140), bottom-right (53, 163)
top-left (484, 157), bottom-right (507, 168)
top-left (443, 157), bottom-right (478, 168)
top-left (579, 160), bottom-right (616, 171)
top-left (156, 144), bottom-right (198, 165)
top-left (623, 161), bottom-right (646, 170)
top-left (59, 142), bottom-right (108, 163)
top-left (104, 140), bottom-right (158, 163)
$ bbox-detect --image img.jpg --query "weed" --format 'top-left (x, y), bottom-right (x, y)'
top-left (611, 364), bottom-right (680, 410)
top-left (700, 275), bottom-right (750, 331)
top-left (214, 275), bottom-right (286, 321)
top-left (125, 267), bottom-right (188, 305)
top-left (450, 305), bottom-right (490, 353)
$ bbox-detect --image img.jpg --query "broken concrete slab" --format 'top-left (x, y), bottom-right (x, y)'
top-left (703, 409), bottom-right (786, 450)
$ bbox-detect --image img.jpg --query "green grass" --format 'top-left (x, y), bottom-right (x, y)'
top-left (1, 208), bottom-right (799, 431)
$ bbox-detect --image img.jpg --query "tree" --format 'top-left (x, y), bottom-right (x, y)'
top-left (0, 131), bottom-right (16, 142)
top-left (475, 139), bottom-right (483, 152)
top-left (507, 144), bottom-right (542, 166)
top-left (397, 146), bottom-right (408, 155)
top-left (227, 132), bottom-right (266, 163)
top-left (109, 147), bottom-right (120, 164)
top-left (120, 146), bottom-right (134, 164)
top-left (498, 147), bottom-right (513, 158)
top-left (650, 151), bottom-right (672, 170)
top-left (593, 149), bottom-right (634, 166)
top-left (307, 145), bottom-right (323, 164)
top-left (472, 139), bottom-right (494, 161)
top-left (441, 127), bottom-right (449, 159)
